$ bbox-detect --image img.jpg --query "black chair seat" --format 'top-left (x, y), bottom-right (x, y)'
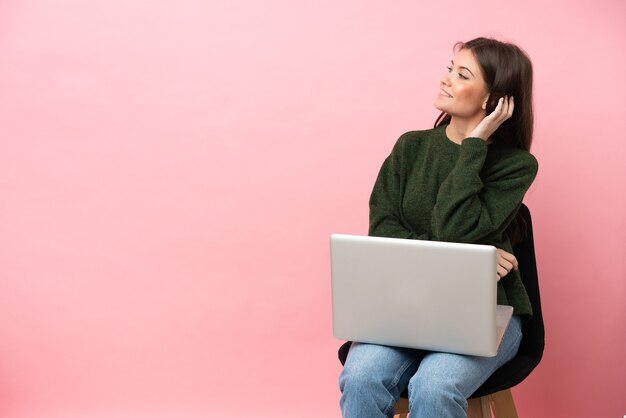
top-left (470, 354), bottom-right (536, 398)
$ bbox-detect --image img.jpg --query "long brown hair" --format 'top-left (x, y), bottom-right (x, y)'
top-left (435, 37), bottom-right (535, 245)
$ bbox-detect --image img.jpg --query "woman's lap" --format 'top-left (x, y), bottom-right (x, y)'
top-left (410, 316), bottom-right (522, 397)
top-left (339, 316), bottom-right (523, 418)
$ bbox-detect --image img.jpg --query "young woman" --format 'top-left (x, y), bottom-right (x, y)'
top-left (338, 37), bottom-right (538, 418)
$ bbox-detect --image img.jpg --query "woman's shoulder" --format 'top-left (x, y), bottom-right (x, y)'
top-left (490, 142), bottom-right (537, 163)
top-left (487, 142), bottom-right (539, 175)
top-left (394, 126), bottom-right (444, 149)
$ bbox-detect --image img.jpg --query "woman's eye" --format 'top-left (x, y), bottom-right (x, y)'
top-left (447, 66), bottom-right (469, 80)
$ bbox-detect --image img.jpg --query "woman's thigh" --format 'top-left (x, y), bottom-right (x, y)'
top-left (340, 342), bottom-right (423, 395)
top-left (409, 316), bottom-right (523, 398)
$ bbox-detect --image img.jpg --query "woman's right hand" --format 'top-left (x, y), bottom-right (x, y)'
top-left (469, 96), bottom-right (514, 142)
top-left (496, 248), bottom-right (518, 281)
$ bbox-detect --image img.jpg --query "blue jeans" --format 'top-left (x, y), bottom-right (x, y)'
top-left (339, 316), bottom-right (522, 418)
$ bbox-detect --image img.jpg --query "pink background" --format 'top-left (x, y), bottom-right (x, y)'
top-left (1, 0), bottom-right (624, 417)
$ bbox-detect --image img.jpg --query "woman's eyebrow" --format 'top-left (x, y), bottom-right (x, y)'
top-left (451, 60), bottom-right (475, 77)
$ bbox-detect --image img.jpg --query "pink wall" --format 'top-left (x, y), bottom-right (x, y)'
top-left (1, 0), bottom-right (624, 417)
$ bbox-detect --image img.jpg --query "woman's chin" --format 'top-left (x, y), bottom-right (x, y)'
top-left (433, 101), bottom-right (447, 113)
top-left (433, 96), bottom-right (451, 112)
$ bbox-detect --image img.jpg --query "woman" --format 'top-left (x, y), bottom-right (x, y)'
top-left (338, 37), bottom-right (538, 418)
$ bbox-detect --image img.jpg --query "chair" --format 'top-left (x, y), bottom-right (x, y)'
top-left (338, 204), bottom-right (544, 417)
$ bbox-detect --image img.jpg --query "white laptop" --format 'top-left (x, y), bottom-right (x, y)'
top-left (330, 234), bottom-right (514, 357)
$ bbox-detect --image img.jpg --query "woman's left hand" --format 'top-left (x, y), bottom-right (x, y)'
top-left (469, 96), bottom-right (514, 141)
top-left (496, 248), bottom-right (518, 281)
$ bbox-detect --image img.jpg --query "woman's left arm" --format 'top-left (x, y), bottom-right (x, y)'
top-left (431, 139), bottom-right (538, 243)
top-left (431, 96), bottom-right (538, 243)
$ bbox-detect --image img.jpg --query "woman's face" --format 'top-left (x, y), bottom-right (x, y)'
top-left (434, 48), bottom-right (490, 121)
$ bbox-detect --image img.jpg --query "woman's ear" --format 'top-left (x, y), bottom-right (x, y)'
top-left (482, 94), bottom-right (490, 110)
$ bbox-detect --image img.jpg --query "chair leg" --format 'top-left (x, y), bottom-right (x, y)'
top-left (394, 389), bottom-right (516, 418)
top-left (394, 397), bottom-right (409, 418)
top-left (480, 396), bottom-right (492, 417)
top-left (490, 389), bottom-right (518, 418)
top-left (468, 395), bottom-right (492, 418)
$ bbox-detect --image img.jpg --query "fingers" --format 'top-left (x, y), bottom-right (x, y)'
top-left (487, 96), bottom-right (513, 120)
top-left (492, 96), bottom-right (514, 122)
top-left (468, 96), bottom-right (514, 141)
top-left (496, 248), bottom-right (518, 280)
top-left (498, 248), bottom-right (519, 270)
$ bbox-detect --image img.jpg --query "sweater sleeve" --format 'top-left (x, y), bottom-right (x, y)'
top-left (431, 137), bottom-right (538, 243)
top-left (368, 135), bottom-right (431, 240)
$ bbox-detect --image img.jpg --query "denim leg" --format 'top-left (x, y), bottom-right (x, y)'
top-left (407, 316), bottom-right (523, 418)
top-left (339, 342), bottom-right (422, 418)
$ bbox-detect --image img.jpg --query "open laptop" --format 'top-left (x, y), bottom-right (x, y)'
top-left (330, 234), bottom-right (513, 357)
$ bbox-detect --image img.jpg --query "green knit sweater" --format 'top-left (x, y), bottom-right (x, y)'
top-left (369, 124), bottom-right (538, 319)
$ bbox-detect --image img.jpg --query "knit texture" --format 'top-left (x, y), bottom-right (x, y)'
top-left (369, 124), bottom-right (538, 318)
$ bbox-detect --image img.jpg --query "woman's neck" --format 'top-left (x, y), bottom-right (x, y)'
top-left (445, 115), bottom-right (485, 144)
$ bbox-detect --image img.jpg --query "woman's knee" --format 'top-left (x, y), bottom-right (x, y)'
top-left (408, 371), bottom-right (466, 410)
top-left (339, 343), bottom-right (415, 395)
top-left (339, 365), bottom-right (376, 395)
top-left (339, 355), bottom-right (386, 395)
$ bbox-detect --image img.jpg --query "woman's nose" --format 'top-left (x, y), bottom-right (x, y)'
top-left (440, 74), bottom-right (451, 86)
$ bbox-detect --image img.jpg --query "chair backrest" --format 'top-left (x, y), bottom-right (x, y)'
top-left (470, 203), bottom-right (544, 397)
top-left (512, 204), bottom-right (545, 361)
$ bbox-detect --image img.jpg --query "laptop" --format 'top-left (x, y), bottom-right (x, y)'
top-left (330, 234), bottom-right (514, 357)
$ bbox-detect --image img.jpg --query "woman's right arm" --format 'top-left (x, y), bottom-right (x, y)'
top-left (369, 134), bottom-right (515, 279)
top-left (368, 135), bottom-right (431, 240)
